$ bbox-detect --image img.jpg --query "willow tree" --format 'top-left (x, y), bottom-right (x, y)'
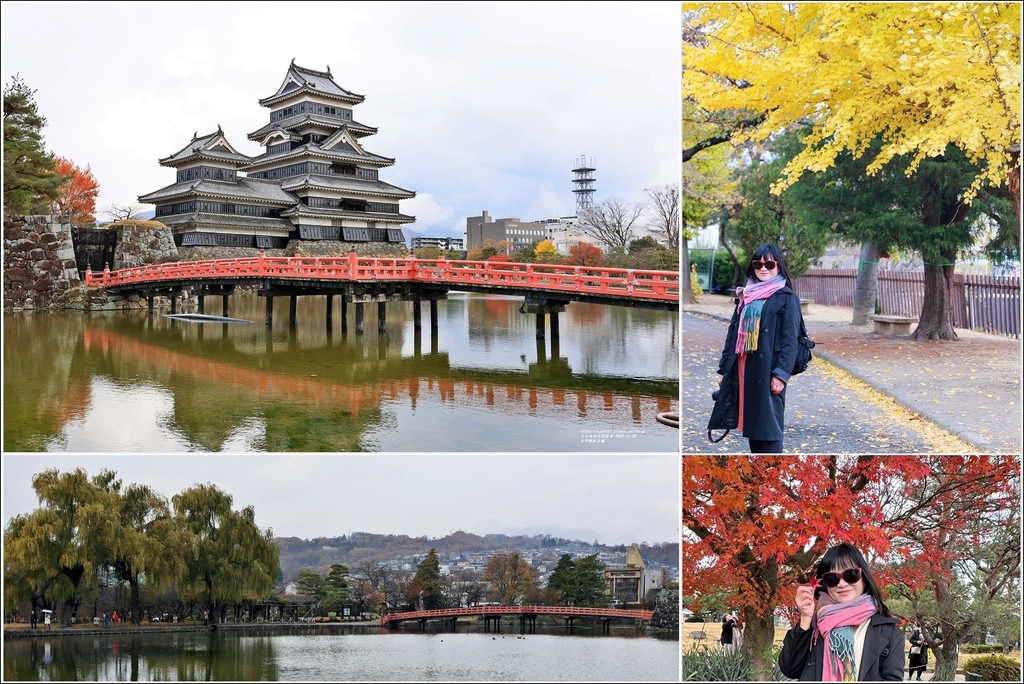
top-left (172, 484), bottom-right (280, 624)
top-left (683, 2), bottom-right (1021, 340)
top-left (108, 483), bottom-right (185, 625)
top-left (2, 469), bottom-right (120, 626)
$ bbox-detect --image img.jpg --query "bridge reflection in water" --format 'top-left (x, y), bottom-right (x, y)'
top-left (3, 293), bottom-right (678, 452)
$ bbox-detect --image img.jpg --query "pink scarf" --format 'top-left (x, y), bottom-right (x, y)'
top-left (734, 275), bottom-right (786, 355)
top-left (812, 593), bottom-right (878, 681)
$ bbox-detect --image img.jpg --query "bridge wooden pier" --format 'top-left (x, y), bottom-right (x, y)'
top-left (86, 254), bottom-right (678, 351)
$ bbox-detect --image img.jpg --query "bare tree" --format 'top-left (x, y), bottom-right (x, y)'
top-left (101, 202), bottom-right (146, 223)
top-left (645, 184), bottom-right (680, 250)
top-left (576, 198), bottom-right (646, 249)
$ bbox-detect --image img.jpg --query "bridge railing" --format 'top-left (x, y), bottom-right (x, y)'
top-left (380, 604), bottom-right (654, 624)
top-left (84, 254), bottom-right (679, 301)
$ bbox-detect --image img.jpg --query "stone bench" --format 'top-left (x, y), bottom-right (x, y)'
top-left (689, 630), bottom-right (707, 640)
top-left (800, 298), bottom-right (813, 314)
top-left (872, 314), bottom-right (918, 335)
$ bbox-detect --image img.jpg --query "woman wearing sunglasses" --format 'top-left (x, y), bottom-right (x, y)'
top-left (708, 242), bottom-right (802, 453)
top-left (778, 543), bottom-right (905, 681)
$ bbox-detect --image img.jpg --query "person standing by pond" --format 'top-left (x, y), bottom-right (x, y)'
top-left (30, 609), bottom-right (37, 629)
top-left (778, 543), bottom-right (904, 681)
top-left (708, 243), bottom-right (802, 453)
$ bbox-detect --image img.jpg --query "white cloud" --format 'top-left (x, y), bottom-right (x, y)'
top-left (1, 1), bottom-right (679, 230)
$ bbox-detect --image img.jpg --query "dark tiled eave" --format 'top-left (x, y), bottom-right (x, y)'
top-left (158, 151), bottom-right (253, 169)
top-left (138, 179), bottom-right (297, 205)
top-left (247, 114), bottom-right (377, 141)
top-left (159, 212), bottom-right (295, 232)
top-left (279, 205), bottom-right (415, 224)
top-left (281, 175), bottom-right (415, 198)
top-left (245, 147), bottom-right (395, 172)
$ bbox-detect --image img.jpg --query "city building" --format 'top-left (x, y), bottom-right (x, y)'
top-left (605, 544), bottom-right (663, 605)
top-left (465, 210), bottom-right (547, 251)
top-left (139, 61), bottom-right (415, 253)
top-left (410, 235), bottom-right (464, 251)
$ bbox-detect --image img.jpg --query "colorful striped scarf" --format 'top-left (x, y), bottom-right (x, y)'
top-left (812, 593), bottom-right (878, 681)
top-left (734, 275), bottom-right (787, 355)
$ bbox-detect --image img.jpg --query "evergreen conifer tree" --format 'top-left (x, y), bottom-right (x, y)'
top-left (3, 76), bottom-right (66, 217)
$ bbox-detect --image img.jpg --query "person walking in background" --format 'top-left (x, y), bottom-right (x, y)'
top-left (30, 609), bottom-right (37, 629)
top-left (112, 610), bottom-right (119, 627)
top-left (720, 613), bottom-right (737, 651)
top-left (103, 611), bottom-right (110, 629)
top-left (708, 243), bottom-right (803, 453)
top-left (907, 627), bottom-right (928, 680)
top-left (778, 543), bottom-right (905, 680)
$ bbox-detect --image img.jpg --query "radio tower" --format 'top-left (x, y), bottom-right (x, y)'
top-left (572, 154), bottom-right (596, 214)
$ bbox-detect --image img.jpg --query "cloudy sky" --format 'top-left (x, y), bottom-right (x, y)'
top-left (2, 454), bottom-right (680, 545)
top-left (1, 1), bottom-right (680, 237)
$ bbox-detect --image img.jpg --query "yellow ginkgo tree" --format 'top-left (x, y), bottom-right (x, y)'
top-left (683, 2), bottom-right (1021, 339)
top-left (683, 2), bottom-right (1020, 203)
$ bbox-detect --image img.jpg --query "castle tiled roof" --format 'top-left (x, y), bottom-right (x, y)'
top-left (247, 114), bottom-right (377, 142)
top-left (280, 174), bottom-right (415, 199)
top-left (157, 212), bottom-right (294, 233)
top-left (138, 177), bottom-right (297, 204)
top-left (246, 142), bottom-right (396, 171)
top-left (279, 204), bottom-right (415, 224)
top-left (259, 62), bottom-right (365, 107)
top-left (158, 128), bottom-right (253, 167)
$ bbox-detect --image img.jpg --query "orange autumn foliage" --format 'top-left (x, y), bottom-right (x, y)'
top-left (50, 156), bottom-right (99, 226)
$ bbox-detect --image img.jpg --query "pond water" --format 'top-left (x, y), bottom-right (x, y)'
top-left (3, 627), bottom-right (680, 681)
top-left (3, 293), bottom-right (679, 452)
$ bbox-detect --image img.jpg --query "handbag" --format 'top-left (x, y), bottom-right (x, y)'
top-left (910, 645), bottom-right (921, 655)
top-left (791, 311), bottom-right (815, 375)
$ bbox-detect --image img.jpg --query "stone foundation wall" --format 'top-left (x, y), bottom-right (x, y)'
top-left (112, 220), bottom-right (180, 269)
top-left (3, 215), bottom-right (85, 311)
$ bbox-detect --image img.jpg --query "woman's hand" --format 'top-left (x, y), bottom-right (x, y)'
top-left (795, 585), bottom-right (815, 630)
top-left (770, 377), bottom-right (785, 395)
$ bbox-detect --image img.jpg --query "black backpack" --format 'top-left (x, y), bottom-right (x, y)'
top-left (792, 311), bottom-right (815, 375)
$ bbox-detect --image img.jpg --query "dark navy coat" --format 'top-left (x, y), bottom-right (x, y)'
top-left (777, 614), bottom-right (905, 681)
top-left (707, 287), bottom-right (801, 441)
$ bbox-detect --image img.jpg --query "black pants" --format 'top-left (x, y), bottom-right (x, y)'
top-left (749, 439), bottom-right (784, 453)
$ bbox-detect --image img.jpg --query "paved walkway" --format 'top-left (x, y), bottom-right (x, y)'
top-left (684, 294), bottom-right (1022, 454)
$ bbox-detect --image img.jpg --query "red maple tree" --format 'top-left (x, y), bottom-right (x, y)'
top-left (560, 242), bottom-right (605, 267)
top-left (682, 455), bottom-right (1019, 679)
top-left (49, 156), bottom-right (99, 226)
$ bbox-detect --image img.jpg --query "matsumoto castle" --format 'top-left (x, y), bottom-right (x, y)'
top-left (139, 61), bottom-right (415, 254)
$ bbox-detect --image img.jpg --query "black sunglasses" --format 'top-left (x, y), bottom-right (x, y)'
top-left (751, 260), bottom-right (777, 270)
top-left (820, 567), bottom-right (862, 588)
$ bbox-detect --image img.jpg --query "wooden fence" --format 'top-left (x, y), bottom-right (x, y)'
top-left (794, 269), bottom-right (1021, 339)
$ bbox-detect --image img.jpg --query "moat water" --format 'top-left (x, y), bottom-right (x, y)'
top-left (3, 626), bottom-right (680, 681)
top-left (3, 293), bottom-right (679, 452)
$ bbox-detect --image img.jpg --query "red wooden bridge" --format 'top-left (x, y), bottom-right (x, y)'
top-left (380, 606), bottom-right (651, 626)
top-left (84, 253), bottom-right (679, 308)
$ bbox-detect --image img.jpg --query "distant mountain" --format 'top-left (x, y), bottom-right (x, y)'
top-left (273, 531), bottom-right (678, 577)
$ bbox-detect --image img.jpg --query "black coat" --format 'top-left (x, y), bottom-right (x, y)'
top-left (708, 287), bottom-right (802, 441)
top-left (777, 614), bottom-right (905, 681)
top-left (908, 630), bottom-right (928, 670)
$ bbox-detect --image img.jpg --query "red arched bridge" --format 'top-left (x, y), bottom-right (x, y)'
top-left (381, 605), bottom-right (653, 633)
top-left (84, 253), bottom-right (678, 332)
